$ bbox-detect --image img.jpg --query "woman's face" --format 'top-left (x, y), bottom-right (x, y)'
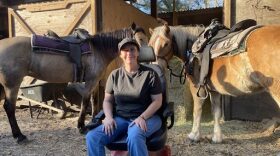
top-left (119, 44), bottom-right (139, 64)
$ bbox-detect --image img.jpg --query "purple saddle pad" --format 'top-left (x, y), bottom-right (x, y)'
top-left (31, 34), bottom-right (91, 54)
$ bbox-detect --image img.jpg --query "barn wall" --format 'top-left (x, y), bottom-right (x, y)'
top-left (228, 0), bottom-right (280, 26)
top-left (10, 0), bottom-right (94, 37)
top-left (102, 0), bottom-right (160, 35)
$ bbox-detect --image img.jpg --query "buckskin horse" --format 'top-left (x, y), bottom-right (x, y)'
top-left (0, 23), bottom-right (147, 143)
top-left (149, 23), bottom-right (280, 143)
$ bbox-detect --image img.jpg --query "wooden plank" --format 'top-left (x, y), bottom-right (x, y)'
top-left (18, 0), bottom-right (87, 12)
top-left (8, 8), bottom-right (34, 35)
top-left (18, 95), bottom-right (64, 114)
top-left (63, 1), bottom-right (91, 35)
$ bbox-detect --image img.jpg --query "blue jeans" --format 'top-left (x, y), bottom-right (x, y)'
top-left (86, 115), bottom-right (162, 156)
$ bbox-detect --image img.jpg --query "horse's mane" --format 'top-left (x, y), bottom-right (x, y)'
top-left (90, 28), bottom-right (134, 53)
top-left (152, 25), bottom-right (205, 54)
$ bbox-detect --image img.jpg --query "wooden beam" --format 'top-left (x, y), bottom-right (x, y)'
top-left (63, 1), bottom-right (91, 36)
top-left (151, 0), bottom-right (157, 18)
top-left (8, 8), bottom-right (35, 35)
top-left (8, 8), bottom-right (13, 37)
top-left (96, 0), bottom-right (102, 32)
top-left (18, 0), bottom-right (86, 12)
top-left (223, 0), bottom-right (232, 28)
top-left (90, 0), bottom-right (97, 34)
top-left (172, 0), bottom-right (177, 25)
top-left (90, 0), bottom-right (102, 34)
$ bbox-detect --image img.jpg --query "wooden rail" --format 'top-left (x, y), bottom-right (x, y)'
top-left (8, 8), bottom-right (35, 37)
top-left (17, 0), bottom-right (87, 12)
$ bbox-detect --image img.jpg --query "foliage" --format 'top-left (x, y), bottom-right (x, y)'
top-left (131, 0), bottom-right (223, 13)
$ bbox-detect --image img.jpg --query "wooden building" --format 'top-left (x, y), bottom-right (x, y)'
top-left (1, 0), bottom-right (159, 38)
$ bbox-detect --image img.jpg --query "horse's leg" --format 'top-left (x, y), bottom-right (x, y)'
top-left (3, 84), bottom-right (27, 143)
top-left (209, 91), bottom-right (223, 143)
top-left (187, 84), bottom-right (206, 142)
top-left (77, 80), bottom-right (99, 133)
top-left (91, 87), bottom-right (100, 116)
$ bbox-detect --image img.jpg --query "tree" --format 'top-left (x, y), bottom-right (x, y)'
top-left (132, 0), bottom-right (223, 13)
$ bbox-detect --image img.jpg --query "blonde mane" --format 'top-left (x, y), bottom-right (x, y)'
top-left (151, 25), bottom-right (205, 55)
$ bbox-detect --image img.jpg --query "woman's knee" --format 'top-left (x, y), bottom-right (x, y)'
top-left (127, 126), bottom-right (145, 141)
top-left (86, 129), bottom-right (104, 144)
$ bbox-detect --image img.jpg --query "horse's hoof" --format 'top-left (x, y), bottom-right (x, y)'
top-left (211, 137), bottom-right (223, 144)
top-left (79, 127), bottom-right (87, 134)
top-left (185, 137), bottom-right (200, 144)
top-left (187, 133), bottom-right (200, 143)
top-left (77, 122), bottom-right (86, 134)
top-left (17, 135), bottom-right (28, 144)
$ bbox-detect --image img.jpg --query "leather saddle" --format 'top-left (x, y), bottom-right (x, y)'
top-left (31, 28), bottom-right (92, 82)
top-left (189, 19), bottom-right (258, 99)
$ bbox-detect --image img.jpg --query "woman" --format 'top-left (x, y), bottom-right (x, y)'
top-left (86, 38), bottom-right (163, 156)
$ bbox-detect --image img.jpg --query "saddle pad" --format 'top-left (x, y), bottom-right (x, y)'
top-left (210, 26), bottom-right (262, 58)
top-left (31, 34), bottom-right (91, 54)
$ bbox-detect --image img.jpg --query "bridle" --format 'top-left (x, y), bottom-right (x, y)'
top-left (154, 35), bottom-right (190, 84)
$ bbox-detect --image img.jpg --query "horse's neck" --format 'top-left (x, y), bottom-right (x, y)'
top-left (170, 26), bottom-right (202, 58)
top-left (170, 27), bottom-right (190, 58)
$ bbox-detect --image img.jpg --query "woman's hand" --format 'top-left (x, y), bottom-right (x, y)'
top-left (130, 116), bottom-right (147, 132)
top-left (102, 116), bottom-right (117, 136)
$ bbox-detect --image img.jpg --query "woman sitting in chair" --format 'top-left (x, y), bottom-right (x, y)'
top-left (86, 38), bottom-right (163, 156)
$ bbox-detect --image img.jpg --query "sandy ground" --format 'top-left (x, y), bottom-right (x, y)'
top-left (0, 101), bottom-right (279, 156)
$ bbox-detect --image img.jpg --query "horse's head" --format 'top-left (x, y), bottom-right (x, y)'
top-left (131, 22), bottom-right (149, 47)
top-left (148, 24), bottom-right (174, 71)
top-left (149, 24), bottom-right (205, 72)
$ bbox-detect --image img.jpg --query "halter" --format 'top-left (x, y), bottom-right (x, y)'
top-left (155, 35), bottom-right (189, 84)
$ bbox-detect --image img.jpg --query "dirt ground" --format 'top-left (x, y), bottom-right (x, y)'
top-left (0, 105), bottom-right (279, 156)
top-left (0, 59), bottom-right (279, 156)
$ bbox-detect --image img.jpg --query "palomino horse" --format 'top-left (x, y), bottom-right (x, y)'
top-left (0, 23), bottom-right (147, 143)
top-left (149, 24), bottom-right (280, 143)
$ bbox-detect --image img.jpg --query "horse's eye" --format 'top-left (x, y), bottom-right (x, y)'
top-left (163, 43), bottom-right (168, 47)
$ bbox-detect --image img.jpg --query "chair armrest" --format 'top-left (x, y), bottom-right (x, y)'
top-left (85, 110), bottom-right (105, 130)
top-left (162, 102), bottom-right (174, 129)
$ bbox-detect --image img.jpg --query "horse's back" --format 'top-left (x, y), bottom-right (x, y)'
top-left (0, 36), bottom-right (31, 55)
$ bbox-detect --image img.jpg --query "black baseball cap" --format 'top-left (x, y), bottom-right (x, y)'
top-left (118, 38), bottom-right (140, 51)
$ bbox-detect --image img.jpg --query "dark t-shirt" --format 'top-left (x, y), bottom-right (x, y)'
top-left (105, 64), bottom-right (162, 118)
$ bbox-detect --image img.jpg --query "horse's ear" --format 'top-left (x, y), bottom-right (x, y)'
top-left (163, 24), bottom-right (170, 34)
top-left (149, 28), bottom-right (154, 35)
top-left (157, 18), bottom-right (168, 25)
top-left (131, 22), bottom-right (136, 30)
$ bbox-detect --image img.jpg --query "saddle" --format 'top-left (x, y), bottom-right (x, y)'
top-left (189, 19), bottom-right (260, 98)
top-left (31, 28), bottom-right (92, 82)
